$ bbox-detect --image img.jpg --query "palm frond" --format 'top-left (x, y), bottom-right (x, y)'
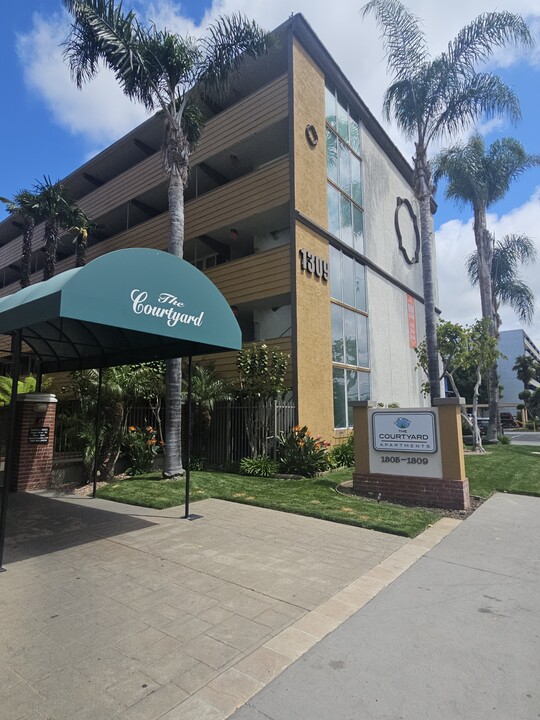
top-left (63, 0), bottom-right (156, 111)
top-left (466, 251), bottom-right (479, 286)
top-left (496, 278), bottom-right (535, 324)
top-left (444, 11), bottom-right (532, 75)
top-left (428, 72), bottom-right (520, 144)
top-left (432, 134), bottom-right (488, 206)
top-left (361, 0), bottom-right (429, 82)
top-left (197, 13), bottom-right (271, 97)
top-left (485, 138), bottom-right (540, 204)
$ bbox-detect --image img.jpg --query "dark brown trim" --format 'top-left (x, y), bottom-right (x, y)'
top-left (287, 23), bottom-right (299, 426)
top-left (296, 210), bottom-right (441, 313)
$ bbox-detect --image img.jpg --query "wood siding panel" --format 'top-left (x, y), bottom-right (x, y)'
top-left (0, 75), bottom-right (288, 271)
top-left (0, 160), bottom-right (289, 298)
top-left (206, 245), bottom-right (290, 305)
top-left (185, 157), bottom-right (289, 238)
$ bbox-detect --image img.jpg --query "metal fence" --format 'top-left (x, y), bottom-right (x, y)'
top-left (191, 400), bottom-right (296, 468)
top-left (54, 397), bottom-right (296, 469)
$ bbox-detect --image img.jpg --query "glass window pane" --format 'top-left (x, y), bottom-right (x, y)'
top-left (344, 309), bottom-right (357, 366)
top-left (329, 245), bottom-right (342, 301)
top-left (327, 184), bottom-right (340, 237)
top-left (337, 94), bottom-right (349, 142)
top-left (353, 207), bottom-right (364, 256)
top-left (340, 196), bottom-right (353, 248)
top-left (342, 252), bottom-right (355, 307)
top-left (356, 313), bottom-right (369, 367)
top-left (326, 128), bottom-right (338, 183)
top-left (350, 117), bottom-right (361, 153)
top-left (331, 303), bottom-right (344, 363)
top-left (339, 141), bottom-right (351, 196)
top-left (354, 259), bottom-right (366, 311)
top-left (358, 372), bottom-right (370, 401)
top-left (325, 85), bottom-right (336, 127)
top-left (346, 370), bottom-right (359, 428)
top-left (333, 367), bottom-right (346, 429)
top-left (351, 157), bottom-right (362, 205)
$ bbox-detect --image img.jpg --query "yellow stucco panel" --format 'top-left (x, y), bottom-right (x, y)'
top-left (294, 223), bottom-right (333, 443)
top-left (292, 39), bottom-right (327, 227)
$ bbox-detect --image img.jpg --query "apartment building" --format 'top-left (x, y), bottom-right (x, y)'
top-left (0, 14), bottom-right (432, 443)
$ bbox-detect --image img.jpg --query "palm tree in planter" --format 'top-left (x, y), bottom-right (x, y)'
top-left (63, 0), bottom-right (270, 478)
top-left (434, 135), bottom-right (539, 438)
top-left (34, 176), bottom-right (76, 281)
top-left (68, 206), bottom-right (96, 267)
top-left (0, 189), bottom-right (42, 288)
top-left (362, 0), bottom-right (532, 403)
top-left (467, 233), bottom-right (536, 335)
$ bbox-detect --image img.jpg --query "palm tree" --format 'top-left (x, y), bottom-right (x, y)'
top-left (34, 176), bottom-right (76, 281)
top-left (0, 190), bottom-right (42, 288)
top-left (63, 0), bottom-right (270, 478)
top-left (513, 354), bottom-right (537, 390)
top-left (68, 207), bottom-right (96, 267)
top-left (434, 137), bottom-right (539, 437)
top-left (467, 233), bottom-right (537, 334)
top-left (187, 362), bottom-right (230, 458)
top-left (362, 0), bottom-right (532, 403)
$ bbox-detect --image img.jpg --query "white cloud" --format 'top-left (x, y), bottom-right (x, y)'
top-left (17, 1), bottom-right (540, 152)
top-left (16, 11), bottom-right (150, 146)
top-left (436, 187), bottom-right (540, 347)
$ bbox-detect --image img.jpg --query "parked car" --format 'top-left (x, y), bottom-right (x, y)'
top-left (500, 412), bottom-right (518, 429)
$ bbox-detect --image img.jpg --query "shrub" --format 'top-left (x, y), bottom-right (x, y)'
top-left (329, 434), bottom-right (355, 468)
top-left (122, 425), bottom-right (160, 475)
top-left (497, 434), bottom-right (511, 445)
top-left (189, 456), bottom-right (206, 471)
top-left (240, 455), bottom-right (278, 477)
top-left (277, 425), bottom-right (330, 477)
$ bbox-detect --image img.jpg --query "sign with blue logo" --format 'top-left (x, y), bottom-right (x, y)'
top-left (372, 411), bottom-right (437, 453)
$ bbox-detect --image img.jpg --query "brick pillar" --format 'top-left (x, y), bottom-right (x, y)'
top-left (12, 394), bottom-right (57, 492)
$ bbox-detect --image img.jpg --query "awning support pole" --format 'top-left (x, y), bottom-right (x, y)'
top-left (36, 363), bottom-right (43, 393)
top-left (0, 330), bottom-right (22, 572)
top-left (92, 366), bottom-right (103, 499)
top-left (184, 355), bottom-right (192, 519)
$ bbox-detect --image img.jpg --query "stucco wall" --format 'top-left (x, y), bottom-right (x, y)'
top-left (367, 272), bottom-right (428, 406)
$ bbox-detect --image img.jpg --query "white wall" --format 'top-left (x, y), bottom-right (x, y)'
top-left (254, 305), bottom-right (292, 341)
top-left (367, 271), bottom-right (429, 407)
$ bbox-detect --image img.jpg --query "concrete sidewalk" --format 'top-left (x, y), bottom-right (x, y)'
top-left (0, 492), bottom-right (455, 720)
top-left (232, 493), bottom-right (540, 720)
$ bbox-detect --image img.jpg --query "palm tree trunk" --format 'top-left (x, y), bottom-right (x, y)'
top-left (163, 171), bottom-right (185, 477)
top-left (43, 217), bottom-right (59, 281)
top-left (20, 218), bottom-right (34, 288)
top-left (474, 212), bottom-right (498, 441)
top-left (414, 145), bottom-right (440, 403)
top-left (75, 230), bottom-right (88, 267)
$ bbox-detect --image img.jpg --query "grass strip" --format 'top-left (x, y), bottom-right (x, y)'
top-left (97, 468), bottom-right (437, 538)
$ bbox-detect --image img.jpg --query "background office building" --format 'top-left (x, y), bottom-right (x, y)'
top-left (0, 14), bottom-right (433, 444)
top-left (498, 329), bottom-right (540, 413)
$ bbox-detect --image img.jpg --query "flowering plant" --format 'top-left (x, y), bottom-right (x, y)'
top-left (122, 425), bottom-right (162, 475)
top-left (277, 425), bottom-right (330, 477)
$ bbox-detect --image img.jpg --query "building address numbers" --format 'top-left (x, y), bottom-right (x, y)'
top-left (299, 248), bottom-right (328, 281)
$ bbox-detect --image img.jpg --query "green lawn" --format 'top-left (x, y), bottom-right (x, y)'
top-left (95, 444), bottom-right (540, 538)
top-left (97, 468), bottom-right (437, 538)
top-left (466, 444), bottom-right (540, 498)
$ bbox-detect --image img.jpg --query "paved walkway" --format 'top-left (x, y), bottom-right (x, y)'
top-left (0, 492), bottom-right (456, 720)
top-left (231, 493), bottom-right (540, 720)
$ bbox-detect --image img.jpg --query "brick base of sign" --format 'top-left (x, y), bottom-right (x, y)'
top-left (12, 401), bottom-right (57, 492)
top-left (352, 472), bottom-right (470, 510)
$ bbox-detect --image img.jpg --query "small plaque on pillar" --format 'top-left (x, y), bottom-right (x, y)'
top-left (28, 426), bottom-right (50, 445)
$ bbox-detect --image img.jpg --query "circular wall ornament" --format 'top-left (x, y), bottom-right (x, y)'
top-left (394, 197), bottom-right (420, 265)
top-left (305, 124), bottom-right (318, 147)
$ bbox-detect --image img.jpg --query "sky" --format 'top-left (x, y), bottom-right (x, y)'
top-left (1, 0), bottom-right (540, 347)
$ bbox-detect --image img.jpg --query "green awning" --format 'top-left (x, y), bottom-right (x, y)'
top-left (0, 248), bottom-right (241, 372)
